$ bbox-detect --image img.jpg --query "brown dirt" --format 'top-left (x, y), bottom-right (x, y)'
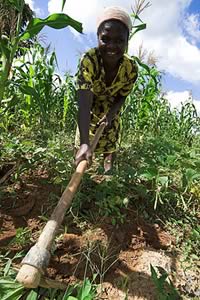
top-left (0, 167), bottom-right (197, 299)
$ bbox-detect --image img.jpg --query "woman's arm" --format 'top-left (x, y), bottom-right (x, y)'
top-left (77, 89), bottom-right (93, 145)
top-left (75, 89), bottom-right (93, 166)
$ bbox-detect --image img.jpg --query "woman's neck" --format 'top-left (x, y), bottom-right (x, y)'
top-left (103, 60), bottom-right (119, 86)
top-left (103, 59), bottom-right (119, 73)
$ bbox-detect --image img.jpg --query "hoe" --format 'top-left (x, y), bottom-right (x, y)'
top-left (16, 122), bottom-right (106, 289)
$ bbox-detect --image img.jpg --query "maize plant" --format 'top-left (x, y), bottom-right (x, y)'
top-left (0, 0), bottom-right (82, 102)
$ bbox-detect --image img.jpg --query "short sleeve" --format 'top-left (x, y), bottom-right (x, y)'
top-left (119, 59), bottom-right (138, 97)
top-left (76, 52), bottom-right (95, 91)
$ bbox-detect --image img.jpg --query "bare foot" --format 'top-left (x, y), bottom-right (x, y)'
top-left (104, 153), bottom-right (115, 173)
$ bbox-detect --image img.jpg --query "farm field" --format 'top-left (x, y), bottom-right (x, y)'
top-left (1, 130), bottom-right (199, 299)
top-left (0, 1), bottom-right (200, 299)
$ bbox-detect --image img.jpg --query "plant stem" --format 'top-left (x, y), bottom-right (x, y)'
top-left (0, 54), bottom-right (11, 102)
top-left (0, 10), bottom-right (22, 102)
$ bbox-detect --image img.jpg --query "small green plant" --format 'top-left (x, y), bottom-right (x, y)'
top-left (0, 251), bottom-right (24, 277)
top-left (0, 276), bottom-right (97, 300)
top-left (150, 265), bottom-right (180, 300)
top-left (0, 277), bottom-right (24, 300)
top-left (96, 194), bottom-right (127, 225)
top-left (63, 278), bottom-right (97, 300)
top-left (10, 227), bottom-right (31, 247)
top-left (181, 224), bottom-right (200, 265)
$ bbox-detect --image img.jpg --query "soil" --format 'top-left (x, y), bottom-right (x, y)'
top-left (0, 166), bottom-right (199, 299)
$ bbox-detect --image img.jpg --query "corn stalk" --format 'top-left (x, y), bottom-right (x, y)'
top-left (0, 0), bottom-right (82, 103)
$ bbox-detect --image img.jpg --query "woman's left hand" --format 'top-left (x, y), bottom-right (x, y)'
top-left (75, 144), bottom-right (92, 166)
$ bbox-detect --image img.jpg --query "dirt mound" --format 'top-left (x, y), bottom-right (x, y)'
top-left (99, 249), bottom-right (173, 300)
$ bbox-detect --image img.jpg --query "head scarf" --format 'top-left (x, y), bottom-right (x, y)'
top-left (97, 6), bottom-right (132, 33)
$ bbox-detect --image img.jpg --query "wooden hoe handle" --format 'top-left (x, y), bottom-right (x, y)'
top-left (16, 123), bottom-right (106, 288)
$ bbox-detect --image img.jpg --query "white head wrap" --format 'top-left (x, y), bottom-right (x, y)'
top-left (97, 6), bottom-right (132, 32)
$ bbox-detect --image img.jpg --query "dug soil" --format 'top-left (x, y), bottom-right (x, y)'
top-left (0, 167), bottom-right (199, 299)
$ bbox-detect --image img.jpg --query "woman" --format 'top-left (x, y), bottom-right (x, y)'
top-left (75, 6), bottom-right (138, 172)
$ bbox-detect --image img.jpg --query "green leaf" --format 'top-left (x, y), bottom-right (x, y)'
top-left (0, 38), bottom-right (11, 60)
top-left (83, 296), bottom-right (93, 300)
top-left (159, 273), bottom-right (168, 286)
top-left (132, 56), bottom-right (151, 73)
top-left (20, 13), bottom-right (83, 40)
top-left (18, 86), bottom-right (39, 99)
top-left (3, 260), bottom-right (12, 277)
top-left (186, 168), bottom-right (200, 183)
top-left (157, 176), bottom-right (168, 187)
top-left (139, 167), bottom-right (158, 180)
top-left (191, 228), bottom-right (200, 240)
top-left (150, 265), bottom-right (159, 286)
top-left (166, 155), bottom-right (177, 166)
top-left (80, 279), bottom-right (92, 299)
top-left (26, 290), bottom-right (38, 300)
top-left (130, 13), bottom-right (144, 24)
top-left (0, 278), bottom-right (24, 300)
top-left (62, 0), bottom-right (67, 11)
top-left (130, 23), bottom-right (146, 39)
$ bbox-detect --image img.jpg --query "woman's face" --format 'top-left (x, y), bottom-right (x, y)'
top-left (98, 20), bottom-right (128, 66)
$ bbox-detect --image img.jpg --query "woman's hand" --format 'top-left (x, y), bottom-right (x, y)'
top-left (75, 144), bottom-right (92, 166)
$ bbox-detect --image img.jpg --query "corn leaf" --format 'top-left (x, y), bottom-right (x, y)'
top-left (130, 13), bottom-right (144, 23)
top-left (130, 23), bottom-right (146, 39)
top-left (20, 13), bottom-right (82, 40)
top-left (62, 0), bottom-right (67, 11)
top-left (18, 86), bottom-right (39, 99)
top-left (132, 56), bottom-right (151, 73)
top-left (0, 39), bottom-right (10, 60)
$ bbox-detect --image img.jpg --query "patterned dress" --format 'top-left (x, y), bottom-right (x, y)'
top-left (76, 47), bottom-right (138, 153)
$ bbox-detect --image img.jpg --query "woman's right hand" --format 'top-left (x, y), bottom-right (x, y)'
top-left (75, 144), bottom-right (92, 166)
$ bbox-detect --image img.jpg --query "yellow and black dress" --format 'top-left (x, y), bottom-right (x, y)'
top-left (76, 47), bottom-right (138, 154)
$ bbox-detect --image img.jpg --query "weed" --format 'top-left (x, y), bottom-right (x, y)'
top-left (150, 265), bottom-right (181, 300)
top-left (0, 276), bottom-right (97, 300)
top-left (10, 227), bottom-right (31, 247)
top-left (0, 251), bottom-right (24, 277)
top-left (63, 278), bottom-right (97, 300)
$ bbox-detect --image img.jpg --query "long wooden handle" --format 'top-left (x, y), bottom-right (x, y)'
top-left (16, 123), bottom-right (106, 288)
